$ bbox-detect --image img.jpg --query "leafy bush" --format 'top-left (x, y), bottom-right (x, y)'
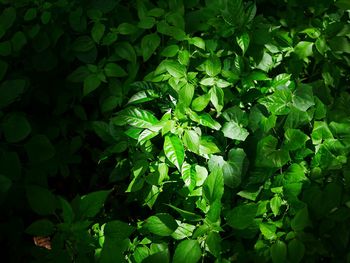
top-left (1, 0), bottom-right (350, 262)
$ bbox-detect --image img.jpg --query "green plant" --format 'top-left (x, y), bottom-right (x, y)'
top-left (1, 0), bottom-right (350, 262)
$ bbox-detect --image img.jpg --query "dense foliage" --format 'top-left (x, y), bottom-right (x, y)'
top-left (1, 0), bottom-right (350, 262)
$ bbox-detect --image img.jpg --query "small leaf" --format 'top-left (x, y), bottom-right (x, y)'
top-left (143, 213), bottom-right (178, 236)
top-left (141, 33), bottom-right (160, 62)
top-left (209, 86), bottom-right (224, 113)
top-left (284, 129), bottom-right (309, 151)
top-left (164, 134), bottom-right (185, 170)
top-left (179, 83), bottom-right (194, 106)
top-left (181, 162), bottom-right (197, 192)
top-left (173, 240), bottom-right (201, 263)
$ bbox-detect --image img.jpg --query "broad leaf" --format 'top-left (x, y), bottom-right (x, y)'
top-left (173, 240), bottom-right (201, 263)
top-left (143, 213), bottom-right (178, 236)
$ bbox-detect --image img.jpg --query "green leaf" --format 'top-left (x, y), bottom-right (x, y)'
top-left (138, 17), bottom-right (156, 29)
top-left (164, 134), bottom-right (185, 170)
top-left (161, 45), bottom-right (179, 57)
top-left (292, 84), bottom-right (315, 111)
top-left (259, 87), bottom-right (292, 115)
top-left (209, 86), bottom-right (224, 113)
top-left (143, 213), bottom-right (178, 236)
top-left (259, 222), bottom-right (277, 240)
top-left (294, 41), bottom-right (313, 59)
top-left (24, 8), bottom-right (37, 21)
top-left (270, 240), bottom-right (287, 263)
top-left (270, 195), bottom-right (282, 217)
top-left (179, 83), bottom-right (194, 106)
top-left (183, 130), bottom-right (200, 153)
top-left (0, 59), bottom-right (7, 81)
top-left (222, 121), bottom-right (249, 141)
top-left (115, 42), bottom-right (136, 63)
top-left (72, 36), bottom-right (95, 52)
top-left (165, 60), bottom-right (186, 78)
top-left (67, 66), bottom-right (90, 82)
top-left (141, 33), bottom-right (160, 62)
top-left (224, 148), bottom-right (247, 188)
top-left (173, 240), bottom-right (201, 263)
top-left (191, 94), bottom-right (211, 111)
top-left (25, 135), bottom-right (55, 163)
top-left (104, 220), bottom-right (134, 241)
top-left (113, 107), bottom-right (159, 129)
top-left (199, 136), bottom-right (221, 155)
top-left (206, 232), bottom-right (221, 257)
top-left (226, 203), bottom-right (257, 229)
top-left (117, 22), bottom-right (138, 35)
top-left (335, 0), bottom-right (350, 9)
top-left (188, 37), bottom-right (205, 50)
top-left (204, 55), bottom-right (221, 77)
top-left (104, 63), bottom-right (127, 77)
top-left (256, 135), bottom-right (290, 168)
top-left (291, 206), bottom-right (310, 231)
top-left (80, 190), bottom-right (112, 218)
top-left (311, 121), bottom-right (333, 144)
top-left (167, 204), bottom-right (202, 221)
top-left (203, 169), bottom-right (224, 204)
top-left (59, 197), bottom-right (74, 223)
top-left (288, 239), bottom-right (305, 263)
top-left (41, 11), bottom-right (51, 24)
top-left (25, 219), bottom-right (55, 236)
top-left (0, 174), bottom-right (12, 194)
top-left (178, 50), bottom-right (190, 66)
top-left (2, 113), bottom-right (31, 143)
top-left (236, 32), bottom-right (250, 55)
top-left (198, 113), bottom-right (221, 130)
top-left (84, 74), bottom-right (101, 95)
top-left (26, 185), bottom-right (56, 215)
top-left (91, 22), bottom-right (105, 43)
top-left (283, 129), bottom-right (309, 151)
top-left (0, 79), bottom-right (26, 109)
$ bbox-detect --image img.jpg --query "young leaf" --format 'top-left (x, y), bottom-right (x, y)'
top-left (288, 239), bottom-right (305, 263)
top-left (164, 134), bottom-right (185, 170)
